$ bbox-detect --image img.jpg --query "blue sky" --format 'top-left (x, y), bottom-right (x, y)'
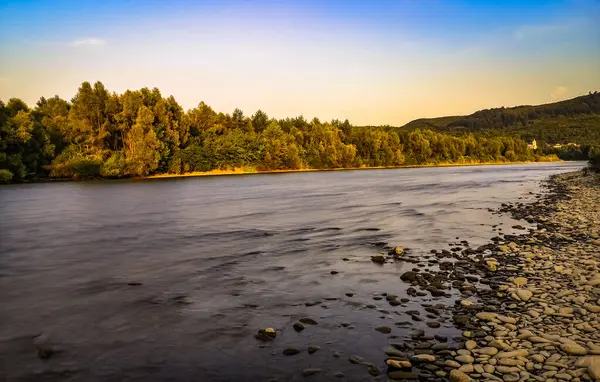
top-left (1, 0), bottom-right (599, 124)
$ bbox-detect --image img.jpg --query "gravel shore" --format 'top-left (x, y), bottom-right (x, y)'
top-left (384, 170), bottom-right (600, 382)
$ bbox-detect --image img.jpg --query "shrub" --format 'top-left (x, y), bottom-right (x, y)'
top-left (50, 156), bottom-right (102, 179)
top-left (101, 152), bottom-right (127, 178)
top-left (0, 169), bottom-right (14, 183)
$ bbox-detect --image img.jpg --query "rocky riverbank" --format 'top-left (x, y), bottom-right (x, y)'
top-left (252, 170), bottom-right (600, 381)
top-left (386, 170), bottom-right (600, 381)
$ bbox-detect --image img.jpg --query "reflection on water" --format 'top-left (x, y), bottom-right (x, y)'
top-left (0, 162), bottom-right (582, 381)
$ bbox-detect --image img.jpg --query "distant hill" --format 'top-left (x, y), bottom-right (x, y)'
top-left (400, 92), bottom-right (600, 147)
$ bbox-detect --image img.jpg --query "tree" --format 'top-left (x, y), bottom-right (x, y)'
top-left (188, 101), bottom-right (217, 136)
top-left (69, 81), bottom-right (110, 153)
top-left (125, 106), bottom-right (160, 176)
top-left (251, 109), bottom-right (270, 133)
top-left (259, 122), bottom-right (302, 170)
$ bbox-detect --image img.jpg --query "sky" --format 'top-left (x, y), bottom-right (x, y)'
top-left (1, 0), bottom-right (599, 125)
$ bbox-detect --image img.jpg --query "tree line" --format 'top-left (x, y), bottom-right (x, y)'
top-left (0, 81), bottom-right (555, 183)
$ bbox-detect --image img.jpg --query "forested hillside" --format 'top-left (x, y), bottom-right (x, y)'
top-left (0, 82), bottom-right (559, 183)
top-left (400, 92), bottom-right (600, 159)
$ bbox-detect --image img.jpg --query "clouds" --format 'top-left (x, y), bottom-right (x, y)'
top-left (512, 18), bottom-right (587, 41)
top-left (70, 38), bottom-right (106, 47)
top-left (550, 86), bottom-right (569, 101)
top-left (513, 24), bottom-right (567, 40)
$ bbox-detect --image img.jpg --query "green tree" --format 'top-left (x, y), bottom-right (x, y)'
top-left (251, 109), bottom-right (270, 133)
top-left (259, 122), bottom-right (302, 170)
top-left (125, 106), bottom-right (160, 176)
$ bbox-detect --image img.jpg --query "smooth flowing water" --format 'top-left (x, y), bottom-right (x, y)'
top-left (0, 162), bottom-right (582, 381)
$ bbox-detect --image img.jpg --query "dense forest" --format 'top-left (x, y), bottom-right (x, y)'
top-left (0, 81), bottom-right (567, 183)
top-left (400, 92), bottom-right (600, 160)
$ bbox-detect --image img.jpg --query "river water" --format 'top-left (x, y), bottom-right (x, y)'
top-left (0, 162), bottom-right (583, 381)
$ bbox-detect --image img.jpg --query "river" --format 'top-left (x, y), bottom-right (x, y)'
top-left (0, 162), bottom-right (583, 381)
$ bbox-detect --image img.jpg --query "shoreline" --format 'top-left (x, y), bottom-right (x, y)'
top-left (378, 169), bottom-right (600, 381)
top-left (145, 159), bottom-right (563, 180)
top-left (0, 159), bottom-right (566, 185)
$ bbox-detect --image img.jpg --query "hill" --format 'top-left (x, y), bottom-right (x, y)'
top-left (400, 92), bottom-right (600, 151)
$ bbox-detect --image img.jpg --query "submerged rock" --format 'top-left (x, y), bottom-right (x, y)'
top-left (293, 322), bottom-right (304, 332)
top-left (400, 271), bottom-right (418, 282)
top-left (283, 348), bottom-right (300, 355)
top-left (255, 328), bottom-right (277, 341)
top-left (302, 368), bottom-right (321, 376)
top-left (391, 246), bottom-right (404, 257)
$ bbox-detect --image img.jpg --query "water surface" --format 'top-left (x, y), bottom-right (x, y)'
top-left (0, 162), bottom-right (582, 381)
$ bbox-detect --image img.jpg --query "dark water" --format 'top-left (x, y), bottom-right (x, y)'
top-left (0, 162), bottom-right (582, 381)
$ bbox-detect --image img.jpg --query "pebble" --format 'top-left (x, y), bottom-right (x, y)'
top-left (375, 326), bottom-right (392, 334)
top-left (449, 370), bottom-right (471, 382)
top-left (516, 289), bottom-right (533, 301)
top-left (302, 368), bottom-right (321, 376)
top-left (387, 359), bottom-right (412, 369)
top-left (299, 318), bottom-right (318, 325)
top-left (560, 343), bottom-right (587, 355)
top-left (293, 322), bottom-right (305, 332)
top-left (411, 354), bottom-right (436, 362)
top-left (477, 347), bottom-right (499, 356)
top-left (455, 355), bottom-right (474, 364)
top-left (283, 348), bottom-right (300, 356)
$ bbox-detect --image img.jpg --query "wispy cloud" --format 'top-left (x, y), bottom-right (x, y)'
top-left (513, 20), bottom-right (581, 41)
top-left (550, 86), bottom-right (568, 100)
top-left (70, 38), bottom-right (106, 47)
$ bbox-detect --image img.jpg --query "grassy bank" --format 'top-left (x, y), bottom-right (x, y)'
top-left (147, 157), bottom-right (562, 180)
